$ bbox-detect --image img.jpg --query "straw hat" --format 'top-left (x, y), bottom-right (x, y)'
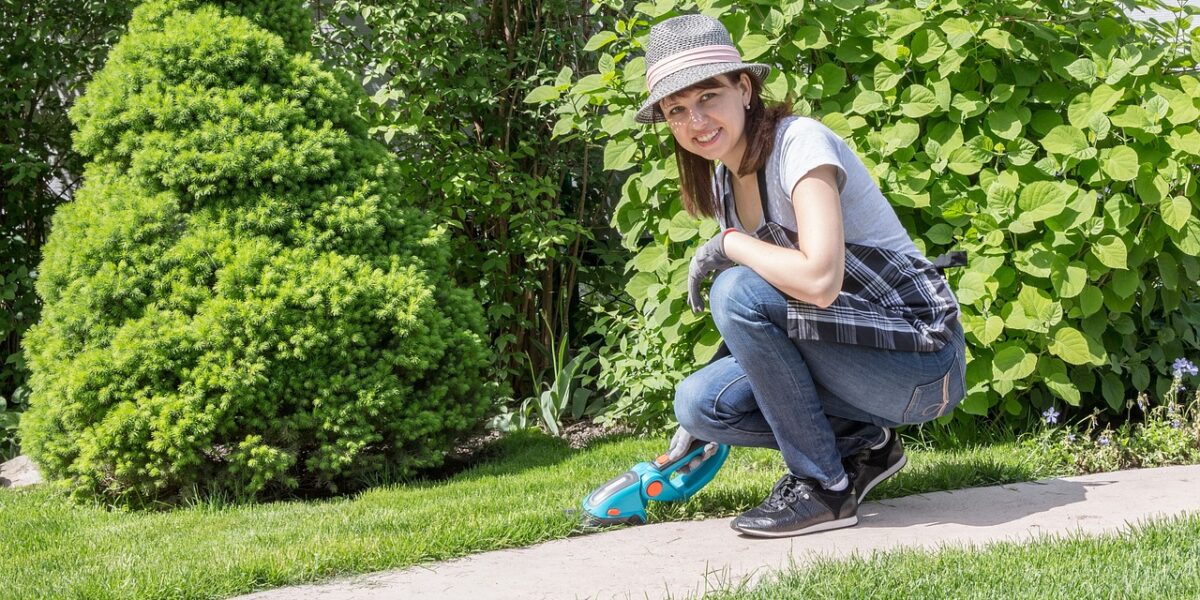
top-left (636, 14), bottom-right (771, 124)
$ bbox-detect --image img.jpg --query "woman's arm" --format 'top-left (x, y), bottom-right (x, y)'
top-left (722, 164), bottom-right (846, 308)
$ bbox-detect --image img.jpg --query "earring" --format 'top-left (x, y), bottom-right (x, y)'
top-left (744, 103), bottom-right (750, 110)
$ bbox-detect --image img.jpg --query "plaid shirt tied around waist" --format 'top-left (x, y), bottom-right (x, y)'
top-left (753, 222), bottom-right (961, 353)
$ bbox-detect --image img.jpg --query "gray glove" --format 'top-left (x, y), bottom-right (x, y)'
top-left (687, 228), bottom-right (736, 313)
top-left (667, 426), bottom-right (719, 473)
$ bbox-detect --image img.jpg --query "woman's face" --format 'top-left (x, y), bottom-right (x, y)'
top-left (660, 72), bottom-right (752, 166)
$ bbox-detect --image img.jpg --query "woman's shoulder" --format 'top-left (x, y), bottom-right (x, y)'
top-left (775, 115), bottom-right (842, 144)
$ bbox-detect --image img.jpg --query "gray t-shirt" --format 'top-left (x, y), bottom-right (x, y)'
top-left (715, 116), bottom-right (922, 259)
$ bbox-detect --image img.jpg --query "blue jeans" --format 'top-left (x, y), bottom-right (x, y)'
top-left (675, 267), bottom-right (966, 489)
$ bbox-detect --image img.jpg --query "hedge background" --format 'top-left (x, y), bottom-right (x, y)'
top-left (544, 0), bottom-right (1200, 431)
top-left (3, 0), bottom-right (1200, 479)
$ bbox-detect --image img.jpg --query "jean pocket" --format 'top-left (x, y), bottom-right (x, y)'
top-left (902, 358), bottom-right (964, 424)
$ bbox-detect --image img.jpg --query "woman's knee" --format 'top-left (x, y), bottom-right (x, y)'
top-left (710, 266), bottom-right (781, 332)
top-left (673, 373), bottom-right (708, 432)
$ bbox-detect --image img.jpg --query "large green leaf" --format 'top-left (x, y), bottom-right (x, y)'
top-left (939, 17), bottom-right (976, 48)
top-left (1168, 217), bottom-right (1200, 256)
top-left (911, 29), bottom-right (947, 64)
top-left (1050, 260), bottom-right (1087, 298)
top-left (900, 84), bottom-right (938, 117)
top-left (951, 92), bottom-right (987, 119)
top-left (1005, 137), bottom-right (1039, 165)
top-left (1100, 145), bottom-right (1139, 181)
top-left (1040, 357), bottom-right (1081, 406)
top-left (667, 210), bottom-right (700, 242)
top-left (1048, 326), bottom-right (1106, 366)
top-left (793, 25), bottom-right (831, 50)
top-left (1040, 125), bottom-right (1089, 157)
top-left (1110, 269), bottom-right (1140, 298)
top-left (880, 118), bottom-right (920, 155)
top-left (631, 243), bottom-right (668, 273)
top-left (523, 85), bottom-right (559, 104)
top-left (1155, 84), bottom-right (1200, 125)
top-left (883, 8), bottom-right (924, 40)
top-left (986, 109), bottom-right (1022, 140)
top-left (1161, 196), bottom-right (1191, 231)
top-left (992, 343), bottom-right (1037, 381)
top-left (1110, 105), bottom-right (1158, 132)
top-left (1078, 286), bottom-right (1104, 316)
top-left (980, 28), bottom-right (1018, 52)
top-left (738, 34), bottom-right (772, 61)
top-left (1091, 235), bottom-right (1128, 269)
top-left (806, 63), bottom-right (846, 98)
top-left (603, 137), bottom-right (638, 171)
top-left (1065, 58), bottom-right (1098, 83)
top-left (1090, 84), bottom-right (1123, 113)
top-left (1016, 181), bottom-right (1068, 223)
top-left (873, 61), bottom-right (905, 92)
top-left (625, 271), bottom-right (657, 300)
top-left (851, 90), bottom-right (886, 114)
top-left (1101, 373), bottom-right (1125, 411)
top-left (583, 30), bottom-right (618, 52)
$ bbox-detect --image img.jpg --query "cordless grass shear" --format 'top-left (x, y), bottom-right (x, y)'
top-left (580, 438), bottom-right (729, 527)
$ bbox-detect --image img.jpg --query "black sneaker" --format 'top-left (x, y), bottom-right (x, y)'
top-left (730, 473), bottom-right (858, 538)
top-left (843, 429), bottom-right (906, 502)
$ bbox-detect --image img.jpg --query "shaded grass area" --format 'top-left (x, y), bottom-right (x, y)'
top-left (703, 513), bottom-right (1200, 600)
top-left (0, 431), bottom-right (1070, 600)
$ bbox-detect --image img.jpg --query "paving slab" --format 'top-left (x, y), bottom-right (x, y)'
top-left (0, 455), bottom-right (42, 488)
top-left (234, 464), bottom-right (1200, 600)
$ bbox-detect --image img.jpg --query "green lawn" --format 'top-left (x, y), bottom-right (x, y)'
top-left (0, 430), bottom-right (1095, 600)
top-left (704, 514), bottom-right (1200, 600)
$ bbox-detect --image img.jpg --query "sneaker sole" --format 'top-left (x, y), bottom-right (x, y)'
top-left (859, 453), bottom-right (907, 502)
top-left (733, 515), bottom-right (859, 538)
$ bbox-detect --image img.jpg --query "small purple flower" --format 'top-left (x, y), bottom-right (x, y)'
top-left (1042, 406), bottom-right (1060, 425)
top-left (1171, 419), bottom-right (1182, 429)
top-left (1066, 433), bottom-right (1077, 442)
top-left (1098, 433), bottom-right (1112, 447)
top-left (1172, 358), bottom-right (1198, 377)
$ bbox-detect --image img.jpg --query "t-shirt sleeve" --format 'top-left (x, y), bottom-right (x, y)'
top-left (778, 118), bottom-right (849, 199)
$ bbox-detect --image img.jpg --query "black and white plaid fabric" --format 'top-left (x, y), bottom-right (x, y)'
top-left (752, 222), bottom-right (960, 352)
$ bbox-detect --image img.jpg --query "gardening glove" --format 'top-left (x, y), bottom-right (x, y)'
top-left (667, 426), bottom-right (719, 473)
top-left (687, 228), bottom-right (737, 314)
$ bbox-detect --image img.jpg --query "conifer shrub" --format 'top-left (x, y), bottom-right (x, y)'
top-left (18, 0), bottom-right (494, 504)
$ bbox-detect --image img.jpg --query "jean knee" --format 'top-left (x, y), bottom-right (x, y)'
top-left (673, 375), bottom-right (707, 432)
top-left (710, 266), bottom-right (769, 331)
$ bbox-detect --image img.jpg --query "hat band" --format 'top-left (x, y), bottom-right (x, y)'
top-left (645, 45), bottom-right (743, 92)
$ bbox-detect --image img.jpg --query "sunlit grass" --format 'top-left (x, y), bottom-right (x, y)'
top-left (700, 514), bottom-right (1200, 600)
top-left (0, 429), bottom-right (1103, 600)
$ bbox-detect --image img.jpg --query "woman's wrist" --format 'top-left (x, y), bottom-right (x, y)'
top-left (721, 227), bottom-right (741, 257)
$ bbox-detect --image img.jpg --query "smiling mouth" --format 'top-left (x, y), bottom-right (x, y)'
top-left (695, 128), bottom-right (721, 146)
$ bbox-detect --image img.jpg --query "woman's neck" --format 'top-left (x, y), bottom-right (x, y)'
top-left (720, 133), bottom-right (750, 176)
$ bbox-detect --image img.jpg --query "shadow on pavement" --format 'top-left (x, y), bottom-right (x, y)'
top-left (856, 476), bottom-right (1105, 529)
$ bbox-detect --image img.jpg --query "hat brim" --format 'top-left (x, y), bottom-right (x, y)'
top-left (636, 62), bottom-right (771, 124)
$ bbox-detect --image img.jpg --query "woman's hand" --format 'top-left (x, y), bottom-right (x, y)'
top-left (667, 426), bottom-right (719, 472)
top-left (687, 228), bottom-right (736, 313)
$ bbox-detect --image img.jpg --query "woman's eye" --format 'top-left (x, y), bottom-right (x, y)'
top-left (700, 93), bottom-right (716, 102)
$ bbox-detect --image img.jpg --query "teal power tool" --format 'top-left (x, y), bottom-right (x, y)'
top-left (581, 439), bottom-right (729, 527)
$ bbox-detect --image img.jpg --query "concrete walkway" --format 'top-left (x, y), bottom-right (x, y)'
top-left (236, 464), bottom-right (1200, 600)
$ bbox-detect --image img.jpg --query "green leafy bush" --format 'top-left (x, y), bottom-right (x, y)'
top-left (312, 0), bottom-right (616, 403)
top-left (0, 0), bottom-right (139, 459)
top-left (546, 0), bottom-right (1200, 431)
top-left (18, 0), bottom-right (493, 504)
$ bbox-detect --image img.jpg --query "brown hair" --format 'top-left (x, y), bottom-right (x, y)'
top-left (667, 71), bottom-right (793, 218)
